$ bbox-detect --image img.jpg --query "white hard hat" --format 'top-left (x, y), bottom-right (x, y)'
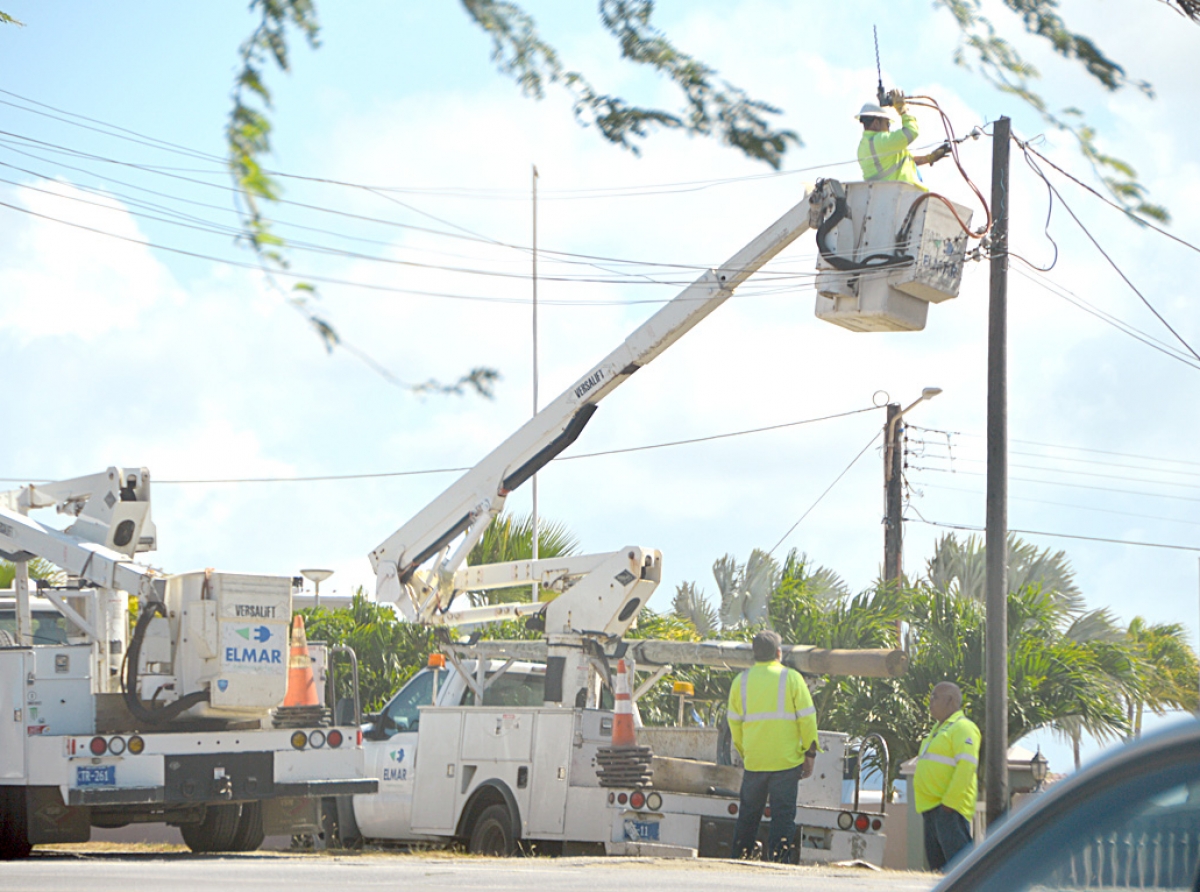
top-left (856, 102), bottom-right (889, 120)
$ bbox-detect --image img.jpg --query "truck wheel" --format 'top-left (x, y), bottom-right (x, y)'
top-left (229, 801), bottom-right (265, 852)
top-left (468, 804), bottom-right (516, 856)
top-left (0, 786), bottom-right (32, 860)
top-left (180, 803), bottom-right (242, 853)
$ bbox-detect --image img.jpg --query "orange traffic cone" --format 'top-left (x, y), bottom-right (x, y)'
top-left (611, 658), bottom-right (636, 747)
top-left (283, 615), bottom-right (319, 707)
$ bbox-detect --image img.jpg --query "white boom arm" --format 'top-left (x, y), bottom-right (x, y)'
top-left (372, 188), bottom-right (822, 624)
top-left (0, 468), bottom-right (166, 603)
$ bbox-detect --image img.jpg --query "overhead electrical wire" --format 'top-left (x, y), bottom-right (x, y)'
top-left (908, 517), bottom-right (1200, 554)
top-left (908, 466), bottom-right (1200, 504)
top-left (907, 425), bottom-right (1200, 470)
top-left (917, 482), bottom-right (1200, 528)
top-left (0, 88), bottom-right (860, 201)
top-left (1013, 147), bottom-right (1200, 364)
top-left (0, 404), bottom-right (881, 486)
top-left (768, 429), bottom-right (882, 556)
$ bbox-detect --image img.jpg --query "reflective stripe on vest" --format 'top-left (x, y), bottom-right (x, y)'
top-left (733, 668), bottom-right (816, 722)
top-left (864, 134), bottom-right (903, 181)
top-left (919, 753), bottom-right (956, 767)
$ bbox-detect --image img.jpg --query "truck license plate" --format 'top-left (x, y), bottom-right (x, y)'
top-left (76, 765), bottom-right (116, 786)
top-left (624, 818), bottom-right (660, 841)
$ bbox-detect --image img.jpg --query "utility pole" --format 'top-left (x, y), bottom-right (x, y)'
top-left (884, 402), bottom-right (903, 641)
top-left (984, 115), bottom-right (1012, 830)
top-left (531, 164), bottom-right (540, 603)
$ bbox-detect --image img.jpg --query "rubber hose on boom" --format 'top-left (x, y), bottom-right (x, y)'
top-left (815, 181), bottom-right (914, 272)
top-left (123, 600), bottom-right (209, 725)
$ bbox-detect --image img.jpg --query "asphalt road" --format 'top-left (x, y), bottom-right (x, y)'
top-left (2, 849), bottom-right (939, 892)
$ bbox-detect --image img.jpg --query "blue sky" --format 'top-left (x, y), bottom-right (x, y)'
top-left (2, 0), bottom-right (1198, 771)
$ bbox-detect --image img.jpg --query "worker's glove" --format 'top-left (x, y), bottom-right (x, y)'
top-left (930, 143), bottom-right (951, 163)
top-left (886, 89), bottom-right (907, 113)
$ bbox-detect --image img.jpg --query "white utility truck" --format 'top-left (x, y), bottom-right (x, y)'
top-left (341, 180), bottom-right (968, 861)
top-left (0, 469), bottom-right (377, 859)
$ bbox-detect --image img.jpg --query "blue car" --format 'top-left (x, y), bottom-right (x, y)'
top-left (936, 718), bottom-right (1200, 890)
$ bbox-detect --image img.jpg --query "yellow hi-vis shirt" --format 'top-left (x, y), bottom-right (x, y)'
top-left (914, 710), bottom-right (981, 819)
top-left (857, 112), bottom-right (924, 189)
top-left (727, 661), bottom-right (819, 772)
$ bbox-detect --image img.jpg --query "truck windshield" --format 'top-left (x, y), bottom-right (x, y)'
top-left (381, 668), bottom-right (448, 733)
top-left (0, 610), bottom-right (68, 645)
top-left (460, 671), bottom-right (546, 707)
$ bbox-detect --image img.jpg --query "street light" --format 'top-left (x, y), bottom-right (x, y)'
top-left (300, 568), bottom-right (334, 610)
top-left (1030, 746), bottom-right (1049, 792)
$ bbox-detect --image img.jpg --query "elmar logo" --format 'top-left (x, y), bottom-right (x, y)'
top-left (390, 749), bottom-right (405, 764)
top-left (217, 679), bottom-right (229, 692)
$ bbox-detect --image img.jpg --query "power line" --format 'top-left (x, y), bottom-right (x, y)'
top-left (0, 405), bottom-right (880, 486)
top-left (909, 517), bottom-right (1200, 554)
top-left (910, 466), bottom-right (1200, 504)
top-left (1010, 262), bottom-right (1200, 372)
top-left (1017, 136), bottom-right (1200, 258)
top-left (769, 429), bottom-right (882, 556)
top-left (917, 481), bottom-right (1200, 528)
top-left (1043, 176), bottom-right (1200, 363)
top-left (908, 425), bottom-right (1200, 469)
top-left (0, 88), bottom-right (860, 201)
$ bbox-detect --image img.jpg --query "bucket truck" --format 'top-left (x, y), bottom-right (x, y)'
top-left (345, 180), bottom-right (971, 860)
top-left (0, 468), bottom-right (376, 860)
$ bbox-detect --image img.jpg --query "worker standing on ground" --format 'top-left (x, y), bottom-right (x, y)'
top-left (727, 629), bottom-right (819, 862)
top-left (857, 91), bottom-right (949, 188)
top-left (914, 681), bottom-right (981, 871)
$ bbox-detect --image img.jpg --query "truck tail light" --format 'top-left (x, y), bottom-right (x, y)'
top-left (617, 793), bottom-right (628, 805)
top-left (646, 792), bottom-right (662, 810)
top-left (108, 737), bottom-right (126, 755)
top-left (308, 730), bottom-right (326, 749)
top-left (291, 731), bottom-right (307, 750)
top-left (356, 729), bottom-right (363, 746)
top-left (837, 812), bottom-right (853, 830)
top-left (128, 736), bottom-right (145, 755)
top-left (872, 818), bottom-right (882, 831)
top-left (727, 803), bottom-right (738, 815)
top-left (630, 791), bottom-right (645, 809)
top-left (89, 736), bottom-right (107, 756)
top-left (854, 814), bottom-right (870, 832)
top-left (327, 730), bottom-right (343, 748)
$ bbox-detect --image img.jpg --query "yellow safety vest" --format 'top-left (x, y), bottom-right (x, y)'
top-left (913, 710), bottom-right (980, 819)
top-left (857, 112), bottom-right (924, 189)
top-left (727, 661), bottom-right (819, 772)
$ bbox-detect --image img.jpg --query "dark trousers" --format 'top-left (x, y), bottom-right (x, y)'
top-left (922, 804), bottom-right (973, 871)
top-left (731, 763), bottom-right (803, 862)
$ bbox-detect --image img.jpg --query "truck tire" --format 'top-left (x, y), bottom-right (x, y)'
top-left (228, 801), bottom-right (265, 852)
top-left (468, 804), bottom-right (516, 856)
top-left (180, 803), bottom-right (242, 853)
top-left (0, 786), bottom-right (32, 860)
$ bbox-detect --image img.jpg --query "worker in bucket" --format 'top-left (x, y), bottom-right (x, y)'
top-left (857, 91), bottom-right (950, 188)
top-left (727, 629), bottom-right (819, 862)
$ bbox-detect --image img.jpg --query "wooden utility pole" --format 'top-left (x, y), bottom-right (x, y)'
top-left (884, 402), bottom-right (904, 643)
top-left (984, 116), bottom-right (1011, 829)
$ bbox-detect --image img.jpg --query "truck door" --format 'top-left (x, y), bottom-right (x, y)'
top-left (354, 668), bottom-right (445, 839)
top-left (0, 650), bottom-right (29, 780)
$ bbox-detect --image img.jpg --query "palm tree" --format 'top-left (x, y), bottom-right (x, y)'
top-left (926, 533), bottom-right (1083, 613)
top-left (671, 581), bottom-right (718, 636)
top-left (1124, 618), bottom-right (1200, 736)
top-left (465, 512), bottom-right (580, 605)
top-left (0, 558), bottom-right (66, 588)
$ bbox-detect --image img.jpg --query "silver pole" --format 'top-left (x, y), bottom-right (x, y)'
top-left (531, 164), bottom-right (540, 603)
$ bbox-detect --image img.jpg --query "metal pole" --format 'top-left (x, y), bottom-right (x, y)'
top-left (531, 164), bottom-right (540, 603)
top-left (14, 557), bottom-right (30, 645)
top-left (884, 402), bottom-right (904, 644)
top-left (984, 115), bottom-right (1011, 830)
